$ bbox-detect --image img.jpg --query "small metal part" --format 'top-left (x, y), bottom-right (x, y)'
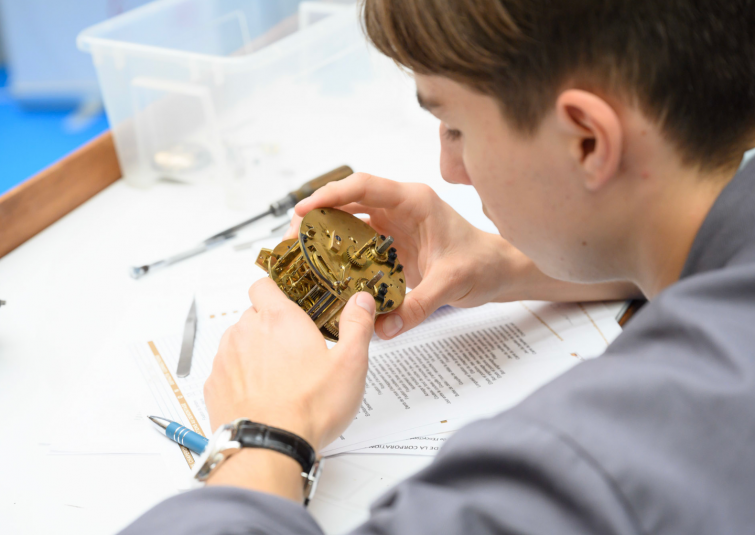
top-left (256, 209), bottom-right (406, 341)
top-left (366, 271), bottom-right (385, 290)
top-left (0, 300), bottom-right (5, 308)
top-left (148, 415), bottom-right (171, 430)
top-left (309, 292), bottom-right (337, 321)
top-left (336, 276), bottom-right (353, 292)
top-left (329, 234), bottom-right (342, 252)
top-left (176, 298), bottom-right (198, 378)
top-left (376, 235), bottom-right (395, 255)
top-left (298, 285), bottom-right (320, 305)
top-left (354, 237), bottom-right (376, 259)
top-left (346, 245), bottom-right (368, 267)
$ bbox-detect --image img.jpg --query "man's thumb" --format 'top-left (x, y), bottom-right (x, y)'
top-left (336, 292), bottom-right (376, 351)
top-left (376, 284), bottom-right (443, 339)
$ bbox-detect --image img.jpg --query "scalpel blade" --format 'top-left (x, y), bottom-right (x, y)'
top-left (176, 298), bottom-right (197, 378)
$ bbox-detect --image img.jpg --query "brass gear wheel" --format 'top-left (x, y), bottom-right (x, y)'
top-left (345, 246), bottom-right (367, 267)
top-left (323, 321), bottom-right (340, 339)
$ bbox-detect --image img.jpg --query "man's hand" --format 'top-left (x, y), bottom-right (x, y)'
top-left (286, 173), bottom-right (529, 339)
top-left (204, 278), bottom-right (376, 452)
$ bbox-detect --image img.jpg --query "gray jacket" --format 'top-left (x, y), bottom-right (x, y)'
top-left (122, 161), bottom-right (755, 535)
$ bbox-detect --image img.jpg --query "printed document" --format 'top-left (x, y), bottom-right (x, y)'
top-left (129, 299), bottom-right (621, 469)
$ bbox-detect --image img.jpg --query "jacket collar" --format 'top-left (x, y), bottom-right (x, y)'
top-left (680, 158), bottom-right (755, 279)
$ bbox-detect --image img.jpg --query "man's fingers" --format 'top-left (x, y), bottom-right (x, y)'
top-left (335, 292), bottom-right (376, 359)
top-left (295, 173), bottom-right (405, 216)
top-left (375, 285), bottom-right (444, 339)
top-left (331, 203), bottom-right (377, 217)
top-left (283, 215), bottom-right (303, 240)
top-left (247, 277), bottom-right (297, 313)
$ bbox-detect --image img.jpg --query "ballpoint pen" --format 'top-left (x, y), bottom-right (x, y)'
top-left (149, 415), bottom-right (209, 454)
top-left (130, 165), bottom-right (354, 279)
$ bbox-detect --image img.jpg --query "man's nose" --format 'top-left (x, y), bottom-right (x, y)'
top-left (439, 124), bottom-right (472, 185)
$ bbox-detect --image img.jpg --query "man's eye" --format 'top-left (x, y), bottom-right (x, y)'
top-left (444, 128), bottom-right (462, 141)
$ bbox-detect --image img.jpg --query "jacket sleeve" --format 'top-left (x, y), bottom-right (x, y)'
top-left (119, 413), bottom-right (639, 535)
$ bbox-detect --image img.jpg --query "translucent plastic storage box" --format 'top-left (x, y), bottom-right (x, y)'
top-left (78, 0), bottom-right (407, 210)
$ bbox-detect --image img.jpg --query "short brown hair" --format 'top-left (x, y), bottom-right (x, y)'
top-left (362, 0), bottom-right (755, 171)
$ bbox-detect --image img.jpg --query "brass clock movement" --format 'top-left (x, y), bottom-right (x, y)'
top-left (256, 208), bottom-right (406, 341)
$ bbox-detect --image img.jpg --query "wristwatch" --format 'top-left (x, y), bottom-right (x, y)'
top-left (192, 418), bottom-right (323, 506)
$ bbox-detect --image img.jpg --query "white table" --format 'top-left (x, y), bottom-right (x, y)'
top-left (0, 93), bottom-right (627, 531)
top-left (0, 96), bottom-right (488, 533)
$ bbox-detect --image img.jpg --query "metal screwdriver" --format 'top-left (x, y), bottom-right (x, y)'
top-left (130, 165), bottom-right (354, 279)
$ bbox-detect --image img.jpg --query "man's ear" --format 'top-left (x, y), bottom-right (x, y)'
top-left (555, 90), bottom-right (622, 191)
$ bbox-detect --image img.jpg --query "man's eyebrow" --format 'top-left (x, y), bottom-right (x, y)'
top-left (417, 92), bottom-right (441, 111)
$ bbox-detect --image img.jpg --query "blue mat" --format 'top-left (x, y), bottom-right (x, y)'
top-left (0, 67), bottom-right (110, 196)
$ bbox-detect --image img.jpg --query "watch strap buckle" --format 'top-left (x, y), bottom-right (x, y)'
top-left (303, 458), bottom-right (324, 507)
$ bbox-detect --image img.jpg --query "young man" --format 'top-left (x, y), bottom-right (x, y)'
top-left (123, 1), bottom-right (755, 533)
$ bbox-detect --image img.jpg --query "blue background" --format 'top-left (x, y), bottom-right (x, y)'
top-left (0, 67), bottom-right (109, 196)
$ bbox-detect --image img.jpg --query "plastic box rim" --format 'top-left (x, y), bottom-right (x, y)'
top-left (76, 0), bottom-right (360, 67)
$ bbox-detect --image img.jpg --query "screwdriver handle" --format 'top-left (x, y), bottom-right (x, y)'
top-left (270, 165), bottom-right (354, 217)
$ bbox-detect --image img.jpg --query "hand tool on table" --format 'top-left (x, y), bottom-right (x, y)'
top-left (176, 297), bottom-right (198, 378)
top-left (233, 219), bottom-right (292, 251)
top-left (149, 415), bottom-right (208, 454)
top-left (129, 165), bottom-right (354, 279)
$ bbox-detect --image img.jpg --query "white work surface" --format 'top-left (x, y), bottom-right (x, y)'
top-left (0, 86), bottom-right (479, 534)
top-left (0, 99), bottom-right (624, 533)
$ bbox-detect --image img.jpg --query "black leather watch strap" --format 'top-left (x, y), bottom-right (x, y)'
top-left (235, 421), bottom-right (316, 474)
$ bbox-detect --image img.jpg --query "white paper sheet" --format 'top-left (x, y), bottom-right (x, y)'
top-left (322, 301), bottom-right (620, 454)
top-left (353, 431), bottom-right (455, 456)
top-left (128, 297), bottom-right (621, 473)
top-left (48, 346), bottom-right (162, 455)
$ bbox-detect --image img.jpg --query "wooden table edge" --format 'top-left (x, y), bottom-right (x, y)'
top-left (0, 131), bottom-right (122, 259)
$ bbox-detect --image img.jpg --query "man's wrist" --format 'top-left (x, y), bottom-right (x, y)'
top-left (214, 409), bottom-right (319, 451)
top-left (206, 447), bottom-right (305, 503)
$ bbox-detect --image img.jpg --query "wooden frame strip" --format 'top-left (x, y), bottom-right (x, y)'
top-left (0, 131), bottom-right (121, 259)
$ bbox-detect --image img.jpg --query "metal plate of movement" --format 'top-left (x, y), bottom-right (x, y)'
top-left (255, 208), bottom-right (406, 341)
